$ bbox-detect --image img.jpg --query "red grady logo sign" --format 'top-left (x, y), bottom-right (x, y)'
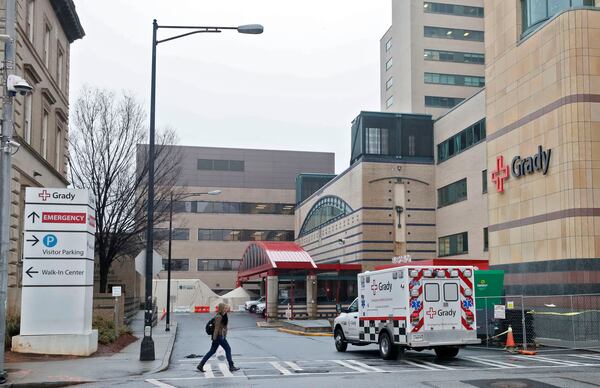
top-left (491, 156), bottom-right (509, 193)
top-left (491, 146), bottom-right (552, 193)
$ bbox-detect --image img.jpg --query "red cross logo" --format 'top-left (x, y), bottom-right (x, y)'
top-left (38, 190), bottom-right (51, 201)
top-left (426, 307), bottom-right (436, 319)
top-left (491, 155), bottom-right (510, 193)
top-left (371, 280), bottom-right (378, 296)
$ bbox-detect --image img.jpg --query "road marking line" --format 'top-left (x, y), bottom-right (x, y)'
top-left (463, 357), bottom-right (510, 369)
top-left (146, 379), bottom-right (177, 388)
top-left (403, 360), bottom-right (438, 370)
top-left (420, 360), bottom-right (454, 370)
top-left (515, 355), bottom-right (586, 366)
top-left (347, 359), bottom-right (386, 372)
top-left (204, 363), bottom-right (215, 378)
top-left (334, 360), bottom-right (369, 372)
top-left (470, 357), bottom-right (522, 368)
top-left (285, 361), bottom-right (303, 371)
top-left (570, 354), bottom-right (600, 361)
top-left (271, 361), bottom-right (293, 375)
top-left (218, 363), bottom-right (234, 377)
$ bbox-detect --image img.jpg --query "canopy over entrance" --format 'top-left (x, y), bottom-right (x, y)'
top-left (237, 242), bottom-right (317, 281)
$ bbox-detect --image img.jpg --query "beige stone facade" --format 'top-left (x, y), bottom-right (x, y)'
top-left (484, 2), bottom-right (600, 293)
top-left (381, 0), bottom-right (485, 118)
top-left (1, 0), bottom-right (83, 314)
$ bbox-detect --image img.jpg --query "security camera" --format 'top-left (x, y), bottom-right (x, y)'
top-left (7, 75), bottom-right (33, 96)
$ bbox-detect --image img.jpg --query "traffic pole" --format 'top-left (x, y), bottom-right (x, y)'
top-left (0, 0), bottom-right (16, 383)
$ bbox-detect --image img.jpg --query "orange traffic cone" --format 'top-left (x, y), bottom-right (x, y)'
top-left (505, 325), bottom-right (516, 352)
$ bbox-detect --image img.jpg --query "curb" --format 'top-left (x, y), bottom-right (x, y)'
top-left (4, 381), bottom-right (90, 388)
top-left (147, 321), bottom-right (178, 375)
top-left (277, 328), bottom-right (332, 337)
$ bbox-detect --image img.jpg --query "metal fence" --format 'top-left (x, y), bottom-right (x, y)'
top-left (476, 293), bottom-right (600, 350)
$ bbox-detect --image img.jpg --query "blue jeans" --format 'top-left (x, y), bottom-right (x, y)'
top-left (199, 336), bottom-right (234, 367)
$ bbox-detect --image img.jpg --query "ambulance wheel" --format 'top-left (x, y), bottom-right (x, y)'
top-left (378, 332), bottom-right (397, 360)
top-left (434, 346), bottom-right (459, 359)
top-left (249, 305), bottom-right (257, 313)
top-left (334, 328), bottom-right (348, 352)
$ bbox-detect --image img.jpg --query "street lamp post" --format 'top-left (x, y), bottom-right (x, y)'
top-left (165, 190), bottom-right (221, 332)
top-left (141, 20), bottom-right (262, 361)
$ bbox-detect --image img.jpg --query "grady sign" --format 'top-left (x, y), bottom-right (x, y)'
top-left (491, 146), bottom-right (552, 193)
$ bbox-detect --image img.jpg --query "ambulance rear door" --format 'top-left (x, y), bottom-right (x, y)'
top-left (422, 275), bottom-right (461, 331)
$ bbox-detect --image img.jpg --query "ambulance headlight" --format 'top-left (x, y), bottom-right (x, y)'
top-left (410, 289), bottom-right (420, 297)
top-left (463, 269), bottom-right (472, 278)
top-left (450, 270), bottom-right (459, 278)
top-left (409, 269), bottom-right (419, 278)
top-left (436, 270), bottom-right (445, 278)
top-left (423, 269), bottom-right (433, 278)
top-left (464, 289), bottom-right (473, 297)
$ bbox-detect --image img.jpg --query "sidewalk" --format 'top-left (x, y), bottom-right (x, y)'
top-left (4, 312), bottom-right (177, 387)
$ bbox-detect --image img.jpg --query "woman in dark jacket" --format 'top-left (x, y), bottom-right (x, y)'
top-left (197, 303), bottom-right (239, 372)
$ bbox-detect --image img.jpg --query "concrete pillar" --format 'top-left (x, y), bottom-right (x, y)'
top-left (306, 274), bottom-right (317, 319)
top-left (266, 275), bottom-right (278, 320)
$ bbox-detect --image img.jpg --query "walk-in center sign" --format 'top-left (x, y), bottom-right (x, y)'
top-left (12, 188), bottom-right (98, 356)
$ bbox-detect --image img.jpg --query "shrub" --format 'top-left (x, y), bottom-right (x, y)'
top-left (92, 315), bottom-right (116, 345)
top-left (119, 325), bottom-right (133, 336)
top-left (4, 314), bottom-right (20, 349)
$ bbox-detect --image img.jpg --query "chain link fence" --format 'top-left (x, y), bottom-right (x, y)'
top-left (475, 293), bottom-right (600, 350)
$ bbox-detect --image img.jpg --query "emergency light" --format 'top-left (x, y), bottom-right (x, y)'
top-left (410, 289), bottom-right (420, 297)
top-left (409, 269), bottom-right (419, 278)
top-left (462, 269), bottom-right (472, 277)
top-left (423, 269), bottom-right (433, 277)
top-left (463, 289), bottom-right (473, 297)
top-left (436, 270), bottom-right (445, 278)
top-left (450, 270), bottom-right (459, 277)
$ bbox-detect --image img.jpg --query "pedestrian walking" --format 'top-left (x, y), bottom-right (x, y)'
top-left (197, 303), bottom-right (239, 372)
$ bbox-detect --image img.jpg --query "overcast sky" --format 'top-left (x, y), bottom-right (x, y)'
top-left (70, 1), bottom-right (391, 173)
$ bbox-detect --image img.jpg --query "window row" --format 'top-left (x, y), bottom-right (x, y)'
top-left (197, 159), bottom-right (245, 172)
top-left (424, 49), bottom-right (484, 64)
top-left (299, 196), bottom-right (353, 237)
top-left (521, 0), bottom-right (596, 34)
top-left (424, 26), bottom-right (484, 41)
top-left (424, 72), bottom-right (485, 87)
top-left (22, 95), bottom-right (65, 172)
top-left (425, 96), bottom-right (465, 108)
top-left (438, 178), bottom-right (467, 208)
top-left (438, 231), bottom-right (468, 257)
top-left (198, 229), bottom-right (294, 241)
top-left (26, 0), bottom-right (66, 91)
top-left (169, 200), bottom-right (295, 215)
top-left (161, 258), bottom-right (241, 272)
top-left (424, 2), bottom-right (484, 17)
top-left (437, 119), bottom-right (486, 163)
top-left (154, 228), bottom-right (294, 241)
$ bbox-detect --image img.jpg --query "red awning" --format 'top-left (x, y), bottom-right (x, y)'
top-left (237, 242), bottom-right (317, 281)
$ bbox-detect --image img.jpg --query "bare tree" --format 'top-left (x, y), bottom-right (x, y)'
top-left (69, 87), bottom-right (182, 293)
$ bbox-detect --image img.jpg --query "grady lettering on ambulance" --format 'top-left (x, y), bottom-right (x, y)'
top-left (378, 281), bottom-right (392, 292)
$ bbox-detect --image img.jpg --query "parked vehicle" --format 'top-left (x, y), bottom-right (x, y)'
top-left (333, 265), bottom-right (480, 360)
top-left (245, 296), bottom-right (265, 313)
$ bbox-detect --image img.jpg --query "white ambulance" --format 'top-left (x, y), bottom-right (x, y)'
top-left (333, 265), bottom-right (480, 359)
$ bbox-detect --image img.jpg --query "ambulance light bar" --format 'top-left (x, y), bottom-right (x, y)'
top-left (450, 270), bottom-right (459, 278)
top-left (464, 289), bottom-right (472, 297)
top-left (410, 289), bottom-right (420, 297)
top-left (409, 269), bottom-right (419, 278)
top-left (463, 269), bottom-right (472, 277)
top-left (436, 270), bottom-right (445, 278)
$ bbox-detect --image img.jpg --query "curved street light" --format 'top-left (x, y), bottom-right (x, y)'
top-left (142, 19), bottom-right (262, 361)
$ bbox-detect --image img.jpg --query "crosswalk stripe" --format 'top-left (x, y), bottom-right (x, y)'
top-left (420, 360), bottom-right (454, 370)
top-left (218, 363), bottom-right (234, 377)
top-left (270, 361), bottom-right (293, 375)
top-left (463, 357), bottom-right (511, 369)
top-left (146, 379), bottom-right (177, 388)
top-left (515, 355), bottom-right (586, 366)
top-left (334, 360), bottom-right (369, 373)
top-left (403, 360), bottom-right (438, 370)
top-left (285, 361), bottom-right (303, 371)
top-left (570, 354), bottom-right (600, 361)
top-left (347, 359), bottom-right (386, 372)
top-left (204, 363), bottom-right (215, 378)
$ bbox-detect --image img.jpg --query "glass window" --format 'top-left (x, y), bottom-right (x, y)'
top-left (438, 232), bottom-right (469, 256)
top-left (198, 228), bottom-right (293, 241)
top-left (408, 135), bottom-right (416, 156)
top-left (299, 196), bottom-right (353, 237)
top-left (425, 96), bottom-right (465, 108)
top-left (425, 72), bottom-right (485, 87)
top-left (23, 93), bottom-right (32, 143)
top-left (41, 110), bottom-right (48, 159)
top-left (386, 57), bottom-right (393, 70)
top-left (55, 126), bottom-right (62, 169)
top-left (425, 283), bottom-right (440, 302)
top-left (444, 283), bottom-right (459, 302)
top-left (198, 259), bottom-right (241, 271)
top-left (385, 96), bottom-right (394, 109)
top-left (424, 2), bottom-right (484, 17)
top-left (385, 38), bottom-right (392, 52)
top-left (213, 160), bottom-right (229, 171)
top-left (26, 0), bottom-right (34, 41)
top-left (424, 26), bottom-right (484, 41)
top-left (436, 119), bottom-right (486, 163)
top-left (162, 259), bottom-right (189, 271)
top-left (366, 127), bottom-right (389, 154)
top-left (484, 227), bottom-right (489, 252)
top-left (43, 25), bottom-right (51, 67)
top-left (438, 178), bottom-right (467, 208)
top-left (522, 0), bottom-right (596, 34)
top-left (482, 170), bottom-right (488, 194)
top-left (197, 159), bottom-right (213, 170)
top-left (386, 77), bottom-right (393, 90)
top-left (348, 298), bottom-right (358, 312)
top-left (198, 229), bottom-right (212, 240)
top-left (171, 228), bottom-right (189, 240)
top-left (57, 48), bottom-right (64, 90)
top-left (229, 160), bottom-right (244, 171)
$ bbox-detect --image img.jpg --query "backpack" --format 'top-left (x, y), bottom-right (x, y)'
top-left (205, 316), bottom-right (216, 336)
